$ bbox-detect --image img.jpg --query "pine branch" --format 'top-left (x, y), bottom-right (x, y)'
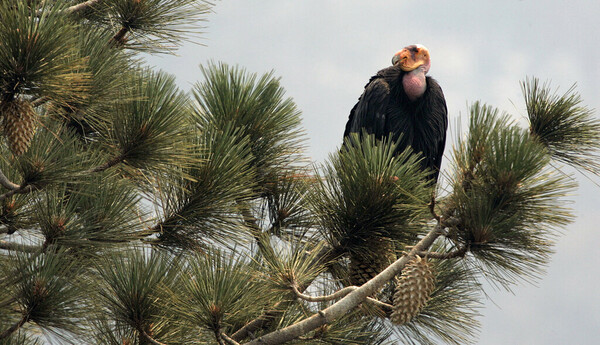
top-left (0, 168), bottom-right (20, 190)
top-left (221, 333), bottom-right (241, 345)
top-left (0, 313), bottom-right (28, 340)
top-left (417, 244), bottom-right (469, 259)
top-left (140, 329), bottom-right (167, 345)
top-left (65, 0), bottom-right (105, 15)
top-left (246, 224), bottom-right (444, 344)
top-left (291, 282), bottom-right (393, 316)
top-left (89, 154), bottom-right (126, 173)
top-left (0, 184), bottom-right (35, 202)
top-left (110, 26), bottom-right (129, 46)
top-left (291, 283), bottom-right (357, 303)
top-left (230, 244), bottom-right (337, 342)
top-left (0, 240), bottom-right (40, 253)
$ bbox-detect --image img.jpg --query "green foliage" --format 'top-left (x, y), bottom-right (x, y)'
top-left (259, 239), bottom-right (328, 297)
top-left (0, 0), bottom-right (88, 103)
top-left (309, 133), bottom-right (431, 253)
top-left (192, 62), bottom-right (306, 188)
top-left (33, 180), bottom-right (143, 253)
top-left (177, 249), bottom-right (269, 336)
top-left (154, 124), bottom-right (256, 250)
top-left (85, 0), bottom-right (213, 53)
top-left (5, 125), bottom-right (94, 187)
top-left (524, 77), bottom-right (600, 174)
top-left (2, 250), bottom-right (88, 338)
top-left (95, 250), bottom-right (183, 344)
top-left (446, 102), bottom-right (576, 288)
top-left (98, 69), bottom-right (194, 176)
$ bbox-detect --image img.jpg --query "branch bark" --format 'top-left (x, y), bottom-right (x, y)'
top-left (221, 333), bottom-right (241, 345)
top-left (292, 283), bottom-right (356, 302)
top-left (65, 0), bottom-right (104, 15)
top-left (230, 243), bottom-right (337, 342)
top-left (245, 224), bottom-right (444, 345)
top-left (0, 184), bottom-right (35, 202)
top-left (0, 168), bottom-right (20, 191)
top-left (0, 240), bottom-right (41, 253)
top-left (0, 314), bottom-right (28, 340)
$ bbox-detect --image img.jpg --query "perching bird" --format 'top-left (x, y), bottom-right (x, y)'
top-left (343, 44), bottom-right (448, 181)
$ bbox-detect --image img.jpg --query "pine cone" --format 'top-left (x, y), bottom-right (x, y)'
top-left (391, 255), bottom-right (435, 325)
top-left (1, 98), bottom-right (37, 155)
top-left (349, 237), bottom-right (396, 286)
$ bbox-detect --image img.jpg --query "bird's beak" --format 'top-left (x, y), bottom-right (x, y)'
top-left (392, 45), bottom-right (430, 72)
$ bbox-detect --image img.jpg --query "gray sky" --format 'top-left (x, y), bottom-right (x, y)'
top-left (147, 1), bottom-right (600, 343)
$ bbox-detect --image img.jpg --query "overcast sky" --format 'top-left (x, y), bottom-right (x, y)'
top-left (147, 1), bottom-right (600, 344)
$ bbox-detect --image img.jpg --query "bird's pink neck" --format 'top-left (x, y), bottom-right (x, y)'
top-left (402, 67), bottom-right (427, 101)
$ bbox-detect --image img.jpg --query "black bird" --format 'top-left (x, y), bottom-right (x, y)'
top-left (343, 44), bottom-right (448, 181)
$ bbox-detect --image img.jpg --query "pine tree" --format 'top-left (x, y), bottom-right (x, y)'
top-left (1, 1), bottom-right (599, 344)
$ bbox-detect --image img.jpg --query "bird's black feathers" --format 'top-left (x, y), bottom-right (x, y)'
top-left (344, 65), bottom-right (448, 181)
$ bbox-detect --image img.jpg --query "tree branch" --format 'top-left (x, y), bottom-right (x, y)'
top-left (245, 224), bottom-right (444, 345)
top-left (140, 329), bottom-right (167, 345)
top-left (292, 282), bottom-right (393, 316)
top-left (110, 27), bottom-right (130, 46)
top-left (89, 154), bottom-right (127, 173)
top-left (230, 243), bottom-right (337, 342)
top-left (0, 240), bottom-right (41, 253)
top-left (292, 283), bottom-right (357, 302)
top-left (417, 244), bottom-right (469, 259)
top-left (65, 0), bottom-right (105, 15)
top-left (0, 184), bottom-right (35, 202)
top-left (0, 314), bottom-right (28, 340)
top-left (0, 169), bottom-right (20, 191)
top-left (221, 333), bottom-right (241, 345)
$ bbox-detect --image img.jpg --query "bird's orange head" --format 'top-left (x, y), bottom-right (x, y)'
top-left (392, 44), bottom-right (431, 74)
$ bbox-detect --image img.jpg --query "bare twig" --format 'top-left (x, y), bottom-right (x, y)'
top-left (292, 282), bottom-right (393, 315)
top-left (231, 243), bottom-right (336, 342)
top-left (221, 333), bottom-right (241, 345)
top-left (292, 283), bottom-right (357, 302)
top-left (140, 329), bottom-right (167, 345)
top-left (245, 223), bottom-right (444, 345)
top-left (417, 244), bottom-right (469, 259)
top-left (0, 184), bottom-right (35, 202)
top-left (0, 168), bottom-right (20, 191)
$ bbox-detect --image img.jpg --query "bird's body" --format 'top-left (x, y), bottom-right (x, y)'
top-left (343, 45), bottom-right (448, 181)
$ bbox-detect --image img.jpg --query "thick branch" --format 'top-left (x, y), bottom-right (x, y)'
top-left (0, 240), bottom-right (41, 253)
top-left (246, 224), bottom-right (444, 345)
top-left (65, 0), bottom-right (104, 15)
top-left (0, 314), bottom-right (28, 340)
